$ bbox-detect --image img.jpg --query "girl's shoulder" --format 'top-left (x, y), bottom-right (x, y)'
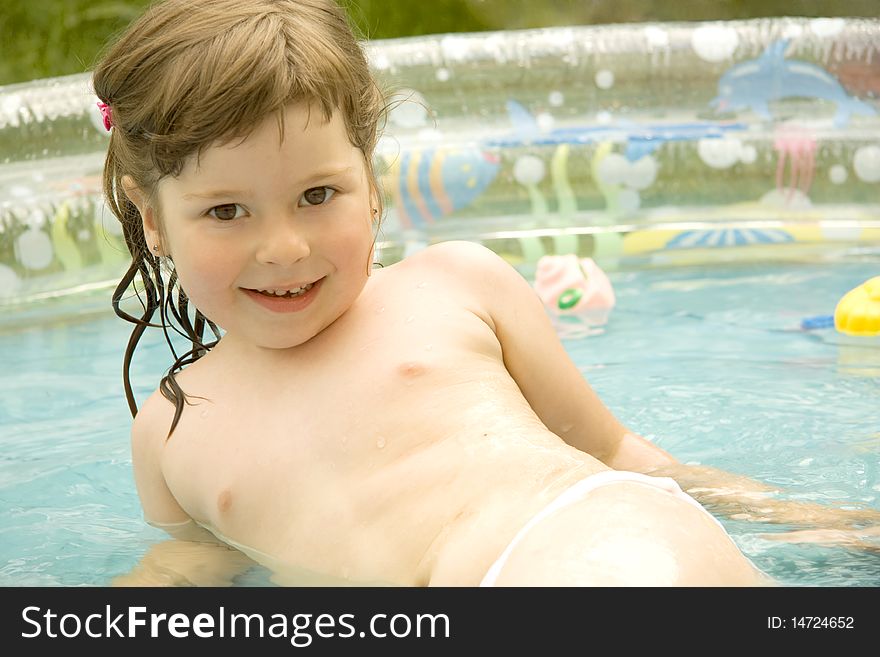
top-left (131, 387), bottom-right (177, 445)
top-left (389, 240), bottom-right (530, 327)
top-left (398, 240), bottom-right (511, 279)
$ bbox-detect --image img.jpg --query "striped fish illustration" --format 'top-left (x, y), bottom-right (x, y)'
top-left (384, 147), bottom-right (501, 230)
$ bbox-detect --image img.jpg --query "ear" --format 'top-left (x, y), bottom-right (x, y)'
top-left (122, 175), bottom-right (163, 256)
top-left (368, 184), bottom-right (382, 225)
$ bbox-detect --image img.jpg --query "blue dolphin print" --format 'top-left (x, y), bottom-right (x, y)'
top-left (497, 100), bottom-right (748, 161)
top-left (710, 39), bottom-right (877, 127)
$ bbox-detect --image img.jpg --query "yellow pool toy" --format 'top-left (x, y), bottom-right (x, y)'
top-left (834, 277), bottom-right (880, 336)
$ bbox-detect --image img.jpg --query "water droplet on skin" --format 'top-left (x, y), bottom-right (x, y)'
top-left (376, 306), bottom-right (385, 314)
top-left (425, 344), bottom-right (433, 351)
top-left (376, 437), bottom-right (386, 449)
top-left (417, 282), bottom-right (427, 289)
top-left (405, 315), bottom-right (415, 323)
top-left (200, 409), bottom-right (209, 419)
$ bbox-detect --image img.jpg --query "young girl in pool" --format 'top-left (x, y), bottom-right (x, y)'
top-left (98, 0), bottom-right (878, 586)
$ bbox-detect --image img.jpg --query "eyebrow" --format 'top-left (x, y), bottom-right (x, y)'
top-left (300, 166), bottom-right (354, 185)
top-left (182, 189), bottom-right (252, 201)
top-left (181, 167), bottom-right (355, 201)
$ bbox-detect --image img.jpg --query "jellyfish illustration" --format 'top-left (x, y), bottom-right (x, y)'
top-left (773, 123), bottom-right (817, 201)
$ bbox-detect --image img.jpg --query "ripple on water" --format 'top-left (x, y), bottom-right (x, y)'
top-left (1, 259), bottom-right (878, 585)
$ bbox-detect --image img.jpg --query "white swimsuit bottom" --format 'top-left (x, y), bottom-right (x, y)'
top-left (479, 469), bottom-right (727, 587)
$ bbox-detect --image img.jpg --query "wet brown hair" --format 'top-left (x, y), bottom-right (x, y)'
top-left (93, 0), bottom-right (386, 435)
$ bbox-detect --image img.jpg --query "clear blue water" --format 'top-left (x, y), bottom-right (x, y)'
top-left (1, 255), bottom-right (878, 586)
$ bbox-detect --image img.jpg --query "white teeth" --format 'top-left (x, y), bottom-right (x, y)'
top-left (255, 283), bottom-right (314, 297)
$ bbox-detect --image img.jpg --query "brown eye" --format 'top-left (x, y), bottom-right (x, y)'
top-left (209, 203), bottom-right (242, 221)
top-left (300, 187), bottom-right (336, 206)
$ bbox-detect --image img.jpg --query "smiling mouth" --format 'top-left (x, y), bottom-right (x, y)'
top-left (249, 283), bottom-right (315, 298)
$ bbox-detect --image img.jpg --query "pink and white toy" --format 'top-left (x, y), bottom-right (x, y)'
top-left (534, 254), bottom-right (616, 324)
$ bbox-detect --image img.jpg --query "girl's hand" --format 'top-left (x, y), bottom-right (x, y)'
top-left (760, 526), bottom-right (880, 553)
top-left (649, 461), bottom-right (880, 530)
top-left (112, 539), bottom-right (253, 587)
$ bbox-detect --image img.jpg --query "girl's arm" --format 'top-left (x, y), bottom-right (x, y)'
top-left (112, 537), bottom-right (253, 587)
top-left (115, 391), bottom-right (253, 586)
top-left (447, 241), bottom-right (880, 530)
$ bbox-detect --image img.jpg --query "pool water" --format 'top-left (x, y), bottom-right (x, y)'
top-left (1, 255), bottom-right (878, 586)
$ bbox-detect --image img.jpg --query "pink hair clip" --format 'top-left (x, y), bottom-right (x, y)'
top-left (97, 101), bottom-right (113, 131)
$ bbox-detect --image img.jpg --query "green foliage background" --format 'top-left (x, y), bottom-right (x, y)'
top-left (1, 0), bottom-right (878, 86)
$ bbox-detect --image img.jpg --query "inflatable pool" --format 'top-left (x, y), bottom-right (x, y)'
top-left (1, 17), bottom-right (879, 326)
top-left (2, 16), bottom-right (880, 589)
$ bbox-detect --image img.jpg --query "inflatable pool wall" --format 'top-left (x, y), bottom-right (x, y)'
top-left (1, 18), bottom-right (879, 319)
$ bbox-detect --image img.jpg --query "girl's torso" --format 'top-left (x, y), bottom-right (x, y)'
top-left (157, 252), bottom-right (606, 585)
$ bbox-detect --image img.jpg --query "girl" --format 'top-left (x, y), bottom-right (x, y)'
top-left (97, 0), bottom-right (875, 587)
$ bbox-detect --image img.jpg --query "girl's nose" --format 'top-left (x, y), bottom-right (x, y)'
top-left (254, 219), bottom-right (311, 266)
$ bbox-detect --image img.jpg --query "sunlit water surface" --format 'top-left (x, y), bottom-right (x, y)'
top-left (1, 257), bottom-right (878, 586)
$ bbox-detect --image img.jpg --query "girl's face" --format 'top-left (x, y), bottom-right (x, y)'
top-left (139, 102), bottom-right (376, 352)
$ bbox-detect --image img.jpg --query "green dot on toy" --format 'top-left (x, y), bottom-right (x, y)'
top-left (557, 288), bottom-right (583, 310)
